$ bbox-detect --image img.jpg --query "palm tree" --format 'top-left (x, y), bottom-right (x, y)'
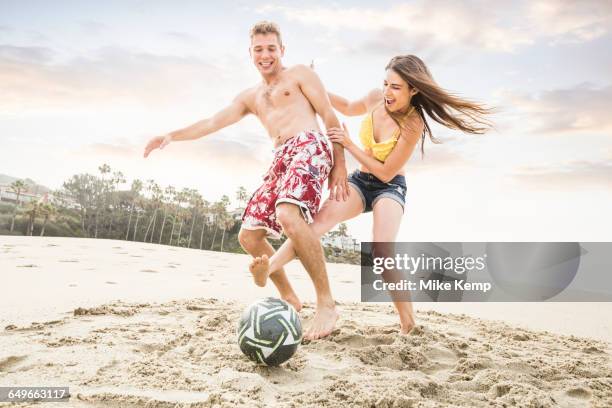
top-left (24, 200), bottom-right (42, 236)
top-left (132, 197), bottom-right (145, 241)
top-left (159, 186), bottom-right (175, 244)
top-left (199, 199), bottom-right (210, 250)
top-left (220, 215), bottom-right (235, 252)
top-left (9, 180), bottom-right (27, 232)
top-left (125, 179), bottom-right (143, 240)
top-left (94, 164), bottom-right (111, 238)
top-left (175, 188), bottom-right (193, 247)
top-left (209, 203), bottom-right (221, 250)
top-left (168, 188), bottom-right (188, 246)
top-left (187, 190), bottom-right (203, 249)
top-left (39, 202), bottom-right (57, 236)
top-left (209, 195), bottom-right (230, 251)
top-left (236, 186), bottom-right (248, 209)
top-left (98, 163), bottom-right (111, 176)
top-left (107, 170), bottom-right (125, 237)
top-left (143, 180), bottom-right (158, 242)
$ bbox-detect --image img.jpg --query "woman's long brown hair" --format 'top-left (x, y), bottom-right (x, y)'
top-left (385, 55), bottom-right (493, 155)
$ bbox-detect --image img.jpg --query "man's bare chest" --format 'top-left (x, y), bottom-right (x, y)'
top-left (254, 79), bottom-right (304, 114)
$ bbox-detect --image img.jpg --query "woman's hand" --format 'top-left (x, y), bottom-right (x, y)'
top-left (326, 123), bottom-right (354, 149)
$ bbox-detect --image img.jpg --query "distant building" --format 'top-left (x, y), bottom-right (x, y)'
top-left (0, 184), bottom-right (79, 209)
top-left (0, 184), bottom-right (39, 204)
top-left (231, 207), bottom-right (245, 221)
top-left (322, 234), bottom-right (359, 251)
top-left (47, 192), bottom-right (80, 210)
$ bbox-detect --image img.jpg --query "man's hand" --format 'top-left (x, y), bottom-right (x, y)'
top-left (143, 134), bottom-right (172, 158)
top-left (328, 162), bottom-right (349, 201)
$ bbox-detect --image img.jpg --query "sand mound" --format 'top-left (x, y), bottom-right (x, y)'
top-left (0, 298), bottom-right (610, 407)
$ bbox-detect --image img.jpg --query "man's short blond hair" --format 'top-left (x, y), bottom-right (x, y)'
top-left (249, 21), bottom-right (283, 46)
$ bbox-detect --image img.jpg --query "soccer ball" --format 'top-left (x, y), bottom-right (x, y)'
top-left (237, 297), bottom-right (302, 366)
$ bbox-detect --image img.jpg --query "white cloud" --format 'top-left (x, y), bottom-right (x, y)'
top-left (528, 0), bottom-right (612, 43)
top-left (258, 0), bottom-right (612, 56)
top-left (260, 2), bottom-right (532, 53)
top-left (510, 157), bottom-right (612, 190)
top-left (0, 45), bottom-right (255, 112)
top-left (501, 83), bottom-right (612, 135)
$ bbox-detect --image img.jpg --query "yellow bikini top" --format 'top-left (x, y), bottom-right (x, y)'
top-left (359, 107), bottom-right (414, 162)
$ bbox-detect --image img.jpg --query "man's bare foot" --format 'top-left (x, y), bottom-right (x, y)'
top-left (249, 255), bottom-right (270, 287)
top-left (282, 293), bottom-right (303, 312)
top-left (303, 304), bottom-right (339, 340)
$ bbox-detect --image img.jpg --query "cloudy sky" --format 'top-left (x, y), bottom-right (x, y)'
top-left (1, 0), bottom-right (611, 241)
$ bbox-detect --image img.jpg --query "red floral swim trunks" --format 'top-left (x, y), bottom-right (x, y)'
top-left (241, 130), bottom-right (334, 239)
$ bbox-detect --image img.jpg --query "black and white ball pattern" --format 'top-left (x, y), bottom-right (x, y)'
top-left (237, 297), bottom-right (302, 366)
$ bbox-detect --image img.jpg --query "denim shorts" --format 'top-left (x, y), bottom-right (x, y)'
top-left (348, 170), bottom-right (407, 213)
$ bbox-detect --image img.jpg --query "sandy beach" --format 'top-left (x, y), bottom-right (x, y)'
top-left (1, 236), bottom-right (611, 407)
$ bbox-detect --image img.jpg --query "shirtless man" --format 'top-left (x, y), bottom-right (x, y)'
top-left (143, 21), bottom-right (347, 339)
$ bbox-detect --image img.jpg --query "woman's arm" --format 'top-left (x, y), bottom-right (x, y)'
top-left (327, 121), bottom-right (422, 183)
top-left (328, 89), bottom-right (383, 117)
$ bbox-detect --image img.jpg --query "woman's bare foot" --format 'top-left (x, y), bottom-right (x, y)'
top-left (249, 255), bottom-right (270, 287)
top-left (303, 303), bottom-right (339, 340)
top-left (400, 318), bottom-right (415, 334)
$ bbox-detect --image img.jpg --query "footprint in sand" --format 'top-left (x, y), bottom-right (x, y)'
top-left (137, 343), bottom-right (161, 353)
top-left (566, 387), bottom-right (591, 399)
top-left (17, 264), bottom-right (38, 268)
top-left (453, 356), bottom-right (493, 373)
top-left (353, 343), bottom-right (428, 371)
top-left (339, 280), bottom-right (354, 284)
top-left (0, 355), bottom-right (28, 372)
top-left (68, 284), bottom-right (78, 287)
top-left (421, 345), bottom-right (460, 374)
top-left (333, 332), bottom-right (395, 348)
top-left (59, 259), bottom-right (79, 263)
top-left (95, 359), bottom-right (120, 376)
top-left (105, 281), bottom-right (118, 285)
top-left (140, 269), bottom-right (159, 274)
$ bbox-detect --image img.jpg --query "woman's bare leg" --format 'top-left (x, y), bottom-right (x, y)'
top-left (372, 198), bottom-right (415, 334)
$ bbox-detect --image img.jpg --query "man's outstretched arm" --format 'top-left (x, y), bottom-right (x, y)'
top-left (144, 91), bottom-right (251, 158)
top-left (295, 64), bottom-right (349, 201)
